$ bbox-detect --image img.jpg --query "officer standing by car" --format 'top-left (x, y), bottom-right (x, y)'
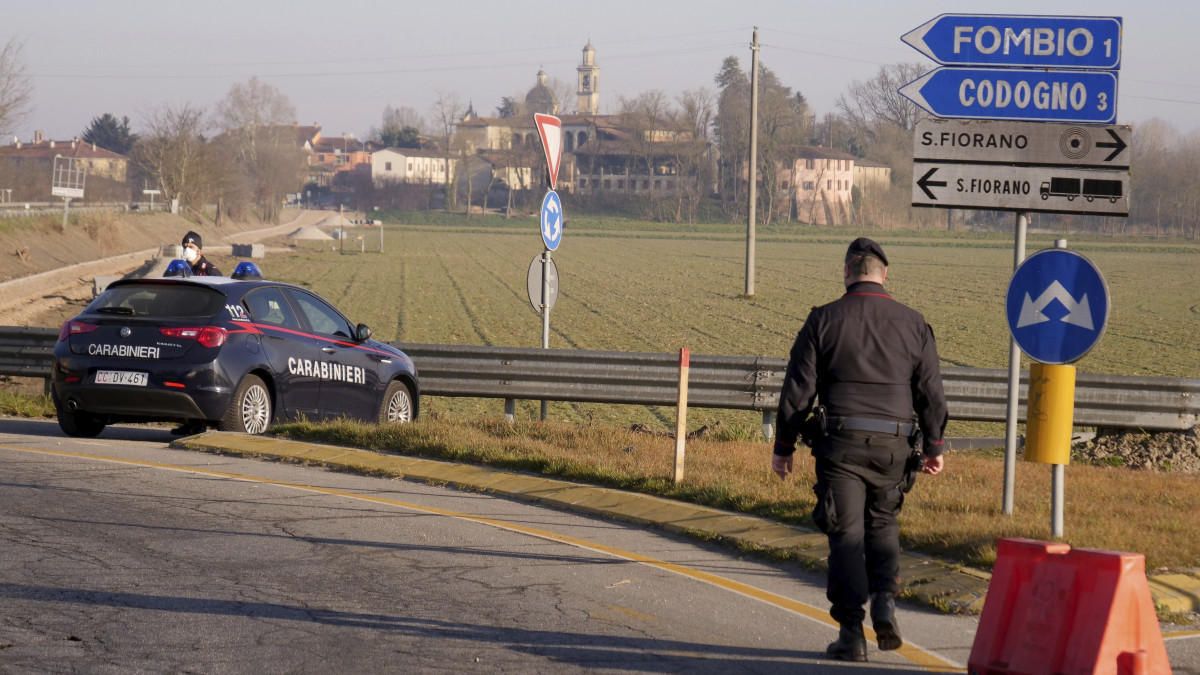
top-left (770, 237), bottom-right (948, 662)
top-left (181, 231), bottom-right (221, 276)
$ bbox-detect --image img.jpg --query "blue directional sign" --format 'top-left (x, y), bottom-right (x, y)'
top-left (902, 14), bottom-right (1122, 70)
top-left (1006, 248), bottom-right (1109, 364)
top-left (540, 190), bottom-right (563, 251)
top-left (900, 67), bottom-right (1118, 124)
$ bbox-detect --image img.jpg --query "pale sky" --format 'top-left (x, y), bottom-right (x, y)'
top-left (8, 0), bottom-right (1199, 143)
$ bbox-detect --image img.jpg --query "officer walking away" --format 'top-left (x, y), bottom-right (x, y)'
top-left (181, 231), bottom-right (221, 276)
top-left (770, 237), bottom-right (948, 662)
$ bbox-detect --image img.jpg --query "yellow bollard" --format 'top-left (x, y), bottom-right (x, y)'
top-left (1024, 362), bottom-right (1076, 465)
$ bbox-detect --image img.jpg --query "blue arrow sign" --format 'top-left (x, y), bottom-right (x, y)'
top-left (540, 190), bottom-right (563, 251)
top-left (902, 14), bottom-right (1122, 69)
top-left (899, 67), bottom-right (1118, 123)
top-left (1006, 248), bottom-right (1109, 364)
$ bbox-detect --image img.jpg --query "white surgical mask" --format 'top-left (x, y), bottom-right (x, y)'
top-left (182, 247), bottom-right (198, 262)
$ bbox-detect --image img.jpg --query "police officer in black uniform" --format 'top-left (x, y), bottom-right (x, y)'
top-left (181, 231), bottom-right (221, 277)
top-left (771, 237), bottom-right (948, 662)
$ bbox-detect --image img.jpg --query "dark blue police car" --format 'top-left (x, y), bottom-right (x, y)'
top-left (51, 261), bottom-right (418, 437)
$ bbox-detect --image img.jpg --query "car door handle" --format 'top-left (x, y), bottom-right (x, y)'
top-left (321, 347), bottom-right (336, 354)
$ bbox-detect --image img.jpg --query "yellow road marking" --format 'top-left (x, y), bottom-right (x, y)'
top-left (3, 444), bottom-right (964, 672)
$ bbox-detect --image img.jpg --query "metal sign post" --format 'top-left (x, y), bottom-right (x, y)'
top-left (534, 115), bottom-right (564, 422)
top-left (902, 13), bottom-right (1126, 518)
top-left (51, 156), bottom-right (86, 232)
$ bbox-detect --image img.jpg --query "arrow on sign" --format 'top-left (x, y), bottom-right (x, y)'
top-left (542, 195), bottom-right (561, 241)
top-left (916, 167), bottom-right (946, 199)
top-left (1017, 281), bottom-right (1094, 330)
top-left (1097, 128), bottom-right (1127, 162)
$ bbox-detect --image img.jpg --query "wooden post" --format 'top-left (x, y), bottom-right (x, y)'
top-left (673, 348), bottom-right (690, 484)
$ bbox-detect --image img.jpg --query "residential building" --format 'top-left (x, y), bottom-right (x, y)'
top-left (787, 146), bottom-right (860, 226)
top-left (371, 148), bottom-right (455, 186)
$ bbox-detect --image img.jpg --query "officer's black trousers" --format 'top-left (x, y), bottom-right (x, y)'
top-left (814, 432), bottom-right (910, 626)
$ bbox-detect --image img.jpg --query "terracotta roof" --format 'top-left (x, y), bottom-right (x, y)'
top-left (787, 146), bottom-right (860, 161)
top-left (0, 140), bottom-right (127, 160)
top-left (376, 147), bottom-right (451, 159)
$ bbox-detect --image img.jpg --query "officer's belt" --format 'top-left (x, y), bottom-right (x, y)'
top-left (827, 416), bottom-right (915, 436)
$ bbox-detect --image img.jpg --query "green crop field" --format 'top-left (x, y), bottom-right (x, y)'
top-left (263, 218), bottom-right (1200, 431)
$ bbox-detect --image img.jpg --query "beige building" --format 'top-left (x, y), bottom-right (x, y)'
top-left (786, 146), bottom-right (860, 226)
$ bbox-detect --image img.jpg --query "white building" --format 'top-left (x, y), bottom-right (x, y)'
top-left (371, 148), bottom-right (455, 186)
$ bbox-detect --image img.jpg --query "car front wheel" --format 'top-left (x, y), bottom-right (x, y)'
top-left (220, 375), bottom-right (272, 434)
top-left (378, 380), bottom-right (413, 424)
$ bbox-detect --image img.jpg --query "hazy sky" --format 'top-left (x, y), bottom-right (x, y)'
top-left (9, 0), bottom-right (1199, 143)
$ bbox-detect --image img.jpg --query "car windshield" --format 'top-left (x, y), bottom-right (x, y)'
top-left (87, 283), bottom-right (226, 319)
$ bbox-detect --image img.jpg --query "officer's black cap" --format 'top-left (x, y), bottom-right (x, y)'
top-left (845, 237), bottom-right (888, 266)
top-left (182, 230), bottom-right (202, 249)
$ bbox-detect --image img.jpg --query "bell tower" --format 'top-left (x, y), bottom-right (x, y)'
top-left (576, 41), bottom-right (600, 115)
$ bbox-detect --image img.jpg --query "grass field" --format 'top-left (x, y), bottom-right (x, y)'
top-left (261, 217), bottom-right (1200, 432)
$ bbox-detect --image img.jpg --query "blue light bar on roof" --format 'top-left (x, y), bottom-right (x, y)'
top-left (164, 259), bottom-right (193, 277)
top-left (231, 261), bottom-right (264, 280)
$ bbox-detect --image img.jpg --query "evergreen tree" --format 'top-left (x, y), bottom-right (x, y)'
top-left (82, 113), bottom-right (138, 154)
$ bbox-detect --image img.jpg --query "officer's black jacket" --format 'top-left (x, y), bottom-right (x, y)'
top-left (190, 255), bottom-right (222, 277)
top-left (775, 280), bottom-right (949, 457)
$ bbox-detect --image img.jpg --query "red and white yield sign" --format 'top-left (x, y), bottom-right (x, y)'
top-left (534, 113), bottom-right (563, 188)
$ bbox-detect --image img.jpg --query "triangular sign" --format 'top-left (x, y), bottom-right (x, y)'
top-left (534, 113), bottom-right (562, 188)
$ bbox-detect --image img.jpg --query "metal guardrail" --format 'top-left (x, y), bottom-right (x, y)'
top-left (3, 327), bottom-right (1197, 431)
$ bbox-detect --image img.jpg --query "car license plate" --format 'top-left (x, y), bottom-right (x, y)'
top-left (95, 370), bottom-right (148, 386)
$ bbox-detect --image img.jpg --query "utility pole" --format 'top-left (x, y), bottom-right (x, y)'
top-left (745, 27), bottom-right (760, 298)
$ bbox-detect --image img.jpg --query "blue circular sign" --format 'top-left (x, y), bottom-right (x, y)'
top-left (1005, 248), bottom-right (1109, 364)
top-left (540, 190), bottom-right (563, 251)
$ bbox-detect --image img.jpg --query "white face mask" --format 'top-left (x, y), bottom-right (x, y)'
top-left (182, 247), bottom-right (198, 262)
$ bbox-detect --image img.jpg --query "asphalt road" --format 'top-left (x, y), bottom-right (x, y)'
top-left (1, 418), bottom-right (1196, 673)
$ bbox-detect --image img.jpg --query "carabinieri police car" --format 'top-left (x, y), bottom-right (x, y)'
top-left (51, 261), bottom-right (418, 437)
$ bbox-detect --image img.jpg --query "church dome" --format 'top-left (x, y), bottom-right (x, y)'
top-left (524, 68), bottom-right (558, 115)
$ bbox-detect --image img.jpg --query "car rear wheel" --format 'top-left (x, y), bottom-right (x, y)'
top-left (220, 375), bottom-right (272, 434)
top-left (378, 380), bottom-right (413, 424)
top-left (56, 406), bottom-right (106, 438)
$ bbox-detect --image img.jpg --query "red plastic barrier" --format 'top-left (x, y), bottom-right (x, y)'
top-left (968, 538), bottom-right (1172, 675)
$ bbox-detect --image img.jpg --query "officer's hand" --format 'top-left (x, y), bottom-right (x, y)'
top-left (922, 454), bottom-right (944, 476)
top-left (772, 454), bottom-right (793, 480)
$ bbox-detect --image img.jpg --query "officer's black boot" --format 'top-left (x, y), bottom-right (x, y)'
top-left (871, 592), bottom-right (902, 651)
top-left (826, 622), bottom-right (867, 662)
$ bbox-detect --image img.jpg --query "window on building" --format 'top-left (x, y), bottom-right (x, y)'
top-left (617, 180), bottom-right (624, 189)
top-left (827, 180), bottom-right (832, 190)
top-left (318, 154), bottom-right (326, 162)
top-left (407, 162), bottom-right (412, 171)
top-left (385, 162), bottom-right (392, 171)
top-left (642, 180), bottom-right (649, 189)
top-left (781, 181), bottom-right (789, 189)
top-left (579, 178), bottom-right (588, 188)
top-left (603, 179), bottom-right (611, 189)
top-left (806, 158), bottom-right (814, 170)
top-left (803, 181), bottom-right (814, 190)
top-left (654, 179), bottom-right (662, 190)
top-left (667, 180), bottom-right (674, 190)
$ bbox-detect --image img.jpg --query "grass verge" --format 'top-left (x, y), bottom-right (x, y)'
top-left (265, 414), bottom-right (1200, 575)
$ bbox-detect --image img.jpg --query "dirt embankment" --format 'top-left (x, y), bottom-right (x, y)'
top-left (1075, 427), bottom-right (1200, 473)
top-left (0, 208), bottom-right (318, 328)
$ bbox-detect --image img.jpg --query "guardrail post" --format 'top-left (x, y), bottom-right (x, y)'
top-left (761, 410), bottom-right (775, 441)
top-left (504, 398), bottom-right (515, 423)
top-left (673, 348), bottom-right (690, 484)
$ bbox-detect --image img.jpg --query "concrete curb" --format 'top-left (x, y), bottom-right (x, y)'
top-left (171, 432), bottom-right (1199, 618)
top-left (172, 432), bottom-right (992, 614)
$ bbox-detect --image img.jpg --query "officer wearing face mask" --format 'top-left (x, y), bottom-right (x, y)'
top-left (181, 231), bottom-right (221, 276)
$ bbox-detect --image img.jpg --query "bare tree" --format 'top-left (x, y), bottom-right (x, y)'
top-left (216, 77), bottom-right (306, 223)
top-left (836, 62), bottom-right (927, 135)
top-left (672, 87), bottom-right (715, 222)
top-left (133, 103), bottom-right (219, 213)
top-left (0, 37), bottom-right (32, 139)
top-left (430, 90), bottom-right (465, 211)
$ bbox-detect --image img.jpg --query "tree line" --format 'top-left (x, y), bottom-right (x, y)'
top-left (0, 33), bottom-right (1196, 236)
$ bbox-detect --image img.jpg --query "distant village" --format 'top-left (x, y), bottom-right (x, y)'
top-left (0, 42), bottom-right (890, 228)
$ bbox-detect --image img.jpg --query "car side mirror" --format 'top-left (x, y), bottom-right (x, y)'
top-left (356, 323), bottom-right (372, 341)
